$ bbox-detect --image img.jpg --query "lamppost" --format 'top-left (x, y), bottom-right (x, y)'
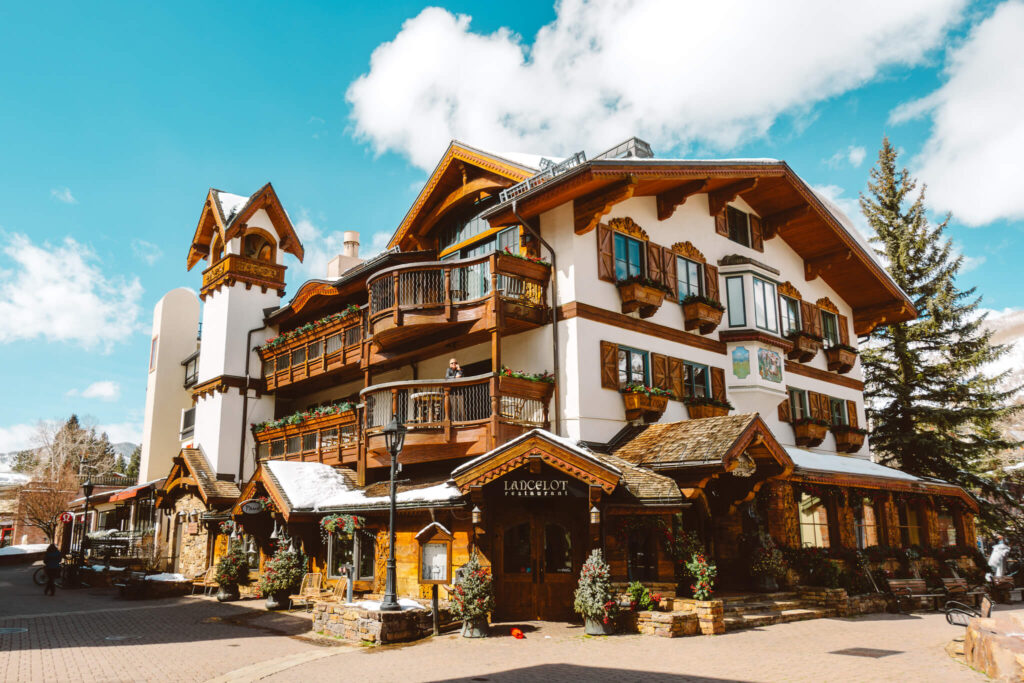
top-left (379, 414), bottom-right (407, 611)
top-left (79, 478), bottom-right (94, 568)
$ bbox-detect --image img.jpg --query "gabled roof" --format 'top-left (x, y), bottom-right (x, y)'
top-left (155, 448), bottom-right (240, 507)
top-left (387, 141), bottom-right (538, 250)
top-left (187, 183), bottom-right (304, 270)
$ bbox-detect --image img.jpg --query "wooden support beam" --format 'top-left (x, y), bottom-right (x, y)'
top-left (804, 248), bottom-right (853, 281)
top-left (761, 204), bottom-right (810, 239)
top-left (707, 178), bottom-right (758, 216)
top-left (853, 300), bottom-right (915, 335)
top-left (573, 176), bottom-right (637, 235)
top-left (656, 180), bottom-right (707, 221)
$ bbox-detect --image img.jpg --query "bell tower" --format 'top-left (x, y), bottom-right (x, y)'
top-left (186, 183), bottom-right (304, 482)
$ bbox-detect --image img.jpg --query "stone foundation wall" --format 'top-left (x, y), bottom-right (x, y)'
top-left (846, 593), bottom-right (889, 615)
top-left (312, 601), bottom-right (456, 644)
top-left (618, 610), bottom-right (699, 637)
top-left (798, 587), bottom-right (849, 616)
top-left (172, 496), bottom-right (211, 579)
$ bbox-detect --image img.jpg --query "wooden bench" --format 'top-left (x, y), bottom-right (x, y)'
top-left (888, 578), bottom-right (944, 613)
top-left (941, 578), bottom-right (987, 606)
top-left (289, 572), bottom-right (323, 612)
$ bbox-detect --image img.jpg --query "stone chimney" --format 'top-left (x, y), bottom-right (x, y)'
top-left (327, 231), bottom-right (364, 279)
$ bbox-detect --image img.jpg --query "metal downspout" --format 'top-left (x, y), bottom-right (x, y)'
top-left (238, 324), bottom-right (264, 484)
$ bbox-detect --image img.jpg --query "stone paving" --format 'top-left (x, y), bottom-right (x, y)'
top-left (2, 562), bottom-right (1020, 682)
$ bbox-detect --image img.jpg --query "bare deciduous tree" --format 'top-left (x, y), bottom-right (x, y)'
top-left (18, 468), bottom-right (78, 542)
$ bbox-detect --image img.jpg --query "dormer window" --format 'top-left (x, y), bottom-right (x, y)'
top-left (613, 232), bottom-right (644, 281)
top-left (243, 233), bottom-right (273, 262)
top-left (726, 207), bottom-right (751, 248)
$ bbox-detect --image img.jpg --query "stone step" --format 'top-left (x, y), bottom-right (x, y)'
top-left (724, 600), bottom-right (807, 615)
top-left (724, 607), bottom-right (833, 632)
top-left (720, 592), bottom-right (801, 606)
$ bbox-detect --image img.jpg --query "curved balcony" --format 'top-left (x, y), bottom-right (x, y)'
top-left (366, 253), bottom-right (549, 354)
top-left (360, 373), bottom-right (553, 467)
top-left (258, 312), bottom-right (364, 393)
top-left (254, 408), bottom-right (360, 467)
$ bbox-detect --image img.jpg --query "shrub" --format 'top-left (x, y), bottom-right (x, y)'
top-left (685, 553), bottom-right (717, 601)
top-left (574, 550), bottom-right (618, 624)
top-left (626, 581), bottom-right (654, 611)
top-left (449, 551), bottom-right (494, 622)
top-left (258, 548), bottom-right (305, 595)
top-left (214, 545), bottom-right (251, 589)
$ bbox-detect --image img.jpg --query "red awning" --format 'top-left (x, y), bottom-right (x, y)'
top-left (107, 479), bottom-right (164, 503)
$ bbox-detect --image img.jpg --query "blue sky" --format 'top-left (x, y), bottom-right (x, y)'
top-left (1, 0), bottom-right (1021, 452)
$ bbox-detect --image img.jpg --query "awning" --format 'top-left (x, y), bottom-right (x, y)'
top-left (108, 479), bottom-right (164, 503)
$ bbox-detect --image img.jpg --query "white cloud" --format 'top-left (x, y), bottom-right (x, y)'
top-left (0, 422), bottom-right (39, 453)
top-left (290, 212), bottom-right (393, 284)
top-left (97, 421), bottom-right (143, 445)
top-left (131, 239), bottom-right (163, 266)
top-left (979, 307), bottom-right (1024, 389)
top-left (50, 187), bottom-right (77, 204)
top-left (811, 184), bottom-right (872, 244)
top-left (66, 381), bottom-right (121, 401)
top-left (890, 1), bottom-right (1024, 226)
top-left (951, 242), bottom-right (986, 273)
top-left (347, 1), bottom-right (965, 171)
top-left (0, 233), bottom-right (143, 350)
top-left (827, 145), bottom-right (867, 169)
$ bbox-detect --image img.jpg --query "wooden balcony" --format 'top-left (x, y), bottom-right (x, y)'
top-left (365, 253), bottom-right (549, 355)
top-left (258, 313), bottom-right (364, 393)
top-left (254, 408), bottom-right (360, 467)
top-left (360, 373), bottom-right (552, 468)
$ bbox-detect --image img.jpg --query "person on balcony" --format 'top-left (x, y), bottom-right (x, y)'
top-left (445, 358), bottom-right (463, 379)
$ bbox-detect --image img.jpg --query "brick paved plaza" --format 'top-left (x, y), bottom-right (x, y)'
top-left (1, 564), bottom-right (1017, 682)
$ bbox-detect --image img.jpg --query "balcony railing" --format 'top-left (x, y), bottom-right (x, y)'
top-left (365, 253), bottom-right (549, 351)
top-left (360, 372), bottom-right (552, 465)
top-left (255, 408), bottom-right (360, 467)
top-left (259, 312), bottom-right (365, 391)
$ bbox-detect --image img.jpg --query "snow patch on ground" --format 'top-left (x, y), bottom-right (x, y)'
top-left (144, 573), bottom-right (188, 582)
top-left (348, 598), bottom-right (423, 611)
top-left (0, 543), bottom-right (48, 556)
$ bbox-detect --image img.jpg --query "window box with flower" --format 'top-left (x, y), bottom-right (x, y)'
top-left (495, 247), bottom-right (551, 281)
top-left (498, 366), bottom-right (556, 401)
top-left (831, 424), bottom-right (867, 453)
top-left (785, 330), bottom-right (823, 363)
top-left (684, 396), bottom-right (733, 420)
top-left (824, 343), bottom-right (858, 374)
top-left (616, 276), bottom-right (670, 318)
top-left (621, 384), bottom-right (675, 421)
top-left (681, 294), bottom-right (725, 335)
top-left (792, 417), bottom-right (830, 447)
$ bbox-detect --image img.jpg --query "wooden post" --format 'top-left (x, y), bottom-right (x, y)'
top-left (444, 267), bottom-right (452, 321)
top-left (443, 386), bottom-right (452, 443)
top-left (489, 375), bottom-right (499, 450)
top-left (392, 274), bottom-right (400, 326)
top-left (432, 584), bottom-right (440, 636)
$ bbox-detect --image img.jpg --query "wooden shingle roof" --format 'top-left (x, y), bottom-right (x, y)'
top-left (613, 414), bottom-right (762, 467)
top-left (593, 452), bottom-right (682, 504)
top-left (180, 449), bottom-right (241, 502)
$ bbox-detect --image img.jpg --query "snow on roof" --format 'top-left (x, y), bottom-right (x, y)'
top-left (213, 190), bottom-right (250, 224)
top-left (415, 521), bottom-right (452, 540)
top-left (264, 460), bottom-right (462, 512)
top-left (450, 428), bottom-right (621, 477)
top-left (786, 447), bottom-right (921, 482)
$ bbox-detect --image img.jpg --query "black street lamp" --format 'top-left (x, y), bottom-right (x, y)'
top-left (379, 414), bottom-right (407, 612)
top-left (79, 478), bottom-right (94, 567)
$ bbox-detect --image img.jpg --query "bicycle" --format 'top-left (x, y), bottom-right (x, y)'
top-left (32, 561), bottom-right (87, 589)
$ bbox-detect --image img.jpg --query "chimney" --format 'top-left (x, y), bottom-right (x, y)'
top-left (326, 231), bottom-right (364, 279)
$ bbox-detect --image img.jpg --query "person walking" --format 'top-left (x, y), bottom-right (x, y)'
top-left (43, 543), bottom-right (63, 596)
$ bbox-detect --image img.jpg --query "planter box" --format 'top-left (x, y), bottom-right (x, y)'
top-left (623, 392), bottom-right (669, 422)
top-left (831, 426), bottom-right (865, 453)
top-left (686, 403), bottom-right (729, 419)
top-left (498, 375), bottom-right (554, 402)
top-left (793, 421), bottom-right (829, 447)
top-left (786, 332), bottom-right (822, 363)
top-left (617, 281), bottom-right (666, 318)
top-left (495, 253), bottom-right (551, 282)
top-left (824, 346), bottom-right (857, 374)
top-left (682, 301), bottom-right (724, 335)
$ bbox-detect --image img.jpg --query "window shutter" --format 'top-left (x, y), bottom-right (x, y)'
top-left (714, 212), bottom-right (728, 236)
top-left (778, 397), bottom-right (792, 423)
top-left (800, 300), bottom-right (819, 337)
top-left (600, 341), bottom-right (618, 389)
top-left (846, 400), bottom-right (859, 428)
top-left (662, 246), bottom-right (677, 299)
top-left (750, 214), bottom-right (764, 252)
top-left (838, 314), bottom-right (850, 346)
top-left (646, 241), bottom-right (664, 284)
top-left (810, 392), bottom-right (828, 421)
top-left (710, 367), bottom-right (726, 402)
top-left (651, 353), bottom-right (669, 391)
top-left (704, 264), bottom-right (720, 303)
top-left (597, 224), bottom-right (615, 282)
top-left (668, 357), bottom-right (684, 400)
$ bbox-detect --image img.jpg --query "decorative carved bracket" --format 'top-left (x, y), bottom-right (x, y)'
top-left (777, 280), bottom-right (802, 300)
top-left (762, 205), bottom-right (810, 239)
top-left (804, 248), bottom-right (852, 281)
top-left (671, 241), bottom-right (707, 263)
top-left (815, 296), bottom-right (840, 314)
top-left (707, 178), bottom-right (758, 216)
top-left (605, 216), bottom-right (649, 241)
top-left (656, 180), bottom-right (707, 221)
top-left (853, 301), bottom-right (914, 335)
top-left (574, 176), bottom-right (638, 235)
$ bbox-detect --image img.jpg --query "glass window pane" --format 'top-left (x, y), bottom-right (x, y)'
top-left (628, 239), bottom-right (642, 278)
top-left (544, 524), bottom-right (572, 573)
top-left (302, 432), bottom-right (318, 451)
top-left (630, 352), bottom-right (645, 385)
top-left (357, 534), bottom-right (376, 579)
top-left (763, 282), bottom-right (778, 332)
top-left (753, 279), bottom-right (766, 328)
top-left (503, 523), bottom-right (532, 574)
top-left (688, 261), bottom-right (701, 297)
top-left (308, 341), bottom-right (322, 359)
top-left (421, 543), bottom-right (448, 581)
top-left (727, 277), bottom-right (746, 327)
top-left (693, 365), bottom-right (708, 397)
top-left (618, 349), bottom-right (628, 387)
top-left (799, 493), bottom-right (830, 548)
top-left (614, 234), bottom-right (628, 281)
top-left (329, 533), bottom-right (353, 578)
top-left (286, 435), bottom-right (300, 454)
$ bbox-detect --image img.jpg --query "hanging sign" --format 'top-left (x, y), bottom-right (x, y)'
top-left (60, 512), bottom-right (73, 523)
top-left (503, 477), bottom-right (570, 498)
top-left (240, 499), bottom-right (265, 515)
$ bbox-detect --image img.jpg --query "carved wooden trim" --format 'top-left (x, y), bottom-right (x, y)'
top-left (718, 329), bottom-right (794, 352)
top-left (852, 300), bottom-right (915, 336)
top-left (762, 205), bottom-right (810, 240)
top-left (777, 281), bottom-right (802, 300)
top-left (192, 374), bottom-right (266, 401)
top-left (805, 248), bottom-right (853, 281)
top-left (290, 282), bottom-right (338, 315)
top-left (200, 254), bottom-right (286, 300)
top-left (670, 241), bottom-right (706, 263)
top-left (708, 178), bottom-right (758, 216)
top-left (605, 216), bottom-right (649, 241)
top-left (816, 297), bottom-right (840, 314)
top-left (656, 180), bottom-right (707, 221)
top-left (784, 360), bottom-right (864, 390)
top-left (574, 177), bottom-right (638, 235)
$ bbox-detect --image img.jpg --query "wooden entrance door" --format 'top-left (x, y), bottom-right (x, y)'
top-left (495, 512), bottom-right (580, 621)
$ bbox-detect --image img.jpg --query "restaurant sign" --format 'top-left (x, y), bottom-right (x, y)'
top-left (239, 499), bottom-right (265, 515)
top-left (503, 477), bottom-right (570, 498)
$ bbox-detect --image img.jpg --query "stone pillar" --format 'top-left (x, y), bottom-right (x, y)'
top-left (763, 482), bottom-right (799, 549)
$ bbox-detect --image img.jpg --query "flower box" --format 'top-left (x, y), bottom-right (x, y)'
top-left (498, 374), bottom-right (555, 402)
top-left (623, 392), bottom-right (669, 422)
top-left (786, 331), bottom-right (823, 363)
top-left (685, 402), bottom-right (730, 419)
top-left (824, 345), bottom-right (857, 374)
top-left (495, 252), bottom-right (551, 282)
top-left (831, 425), bottom-right (866, 453)
top-left (681, 299), bottom-right (724, 335)
top-left (793, 419), bottom-right (829, 447)
top-left (617, 280), bottom-right (667, 318)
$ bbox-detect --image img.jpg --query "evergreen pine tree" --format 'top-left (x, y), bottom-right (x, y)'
top-left (860, 138), bottom-right (1021, 527)
top-left (124, 446), bottom-right (141, 483)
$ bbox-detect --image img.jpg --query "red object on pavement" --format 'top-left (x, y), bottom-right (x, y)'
top-left (511, 628), bottom-right (524, 639)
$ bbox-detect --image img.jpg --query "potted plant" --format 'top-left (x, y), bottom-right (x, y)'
top-left (495, 247), bottom-right (551, 281)
top-left (626, 581), bottom-right (655, 611)
top-left (684, 396), bottom-right (733, 419)
top-left (831, 424), bottom-right (868, 453)
top-left (792, 417), bottom-right (830, 447)
top-left (258, 548), bottom-right (304, 610)
top-left (824, 343), bottom-right (858, 374)
top-left (681, 294), bottom-right (725, 334)
top-left (621, 384), bottom-right (675, 421)
top-left (450, 550), bottom-right (494, 638)
top-left (214, 545), bottom-right (251, 602)
top-left (749, 532), bottom-right (787, 592)
top-left (785, 329), bottom-right (823, 363)
top-left (574, 549), bottom-right (618, 635)
top-left (616, 275), bottom-right (669, 318)
top-left (498, 366), bottom-right (556, 402)
top-left (685, 552), bottom-right (723, 634)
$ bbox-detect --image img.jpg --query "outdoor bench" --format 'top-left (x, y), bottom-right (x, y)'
top-left (888, 578), bottom-right (944, 613)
